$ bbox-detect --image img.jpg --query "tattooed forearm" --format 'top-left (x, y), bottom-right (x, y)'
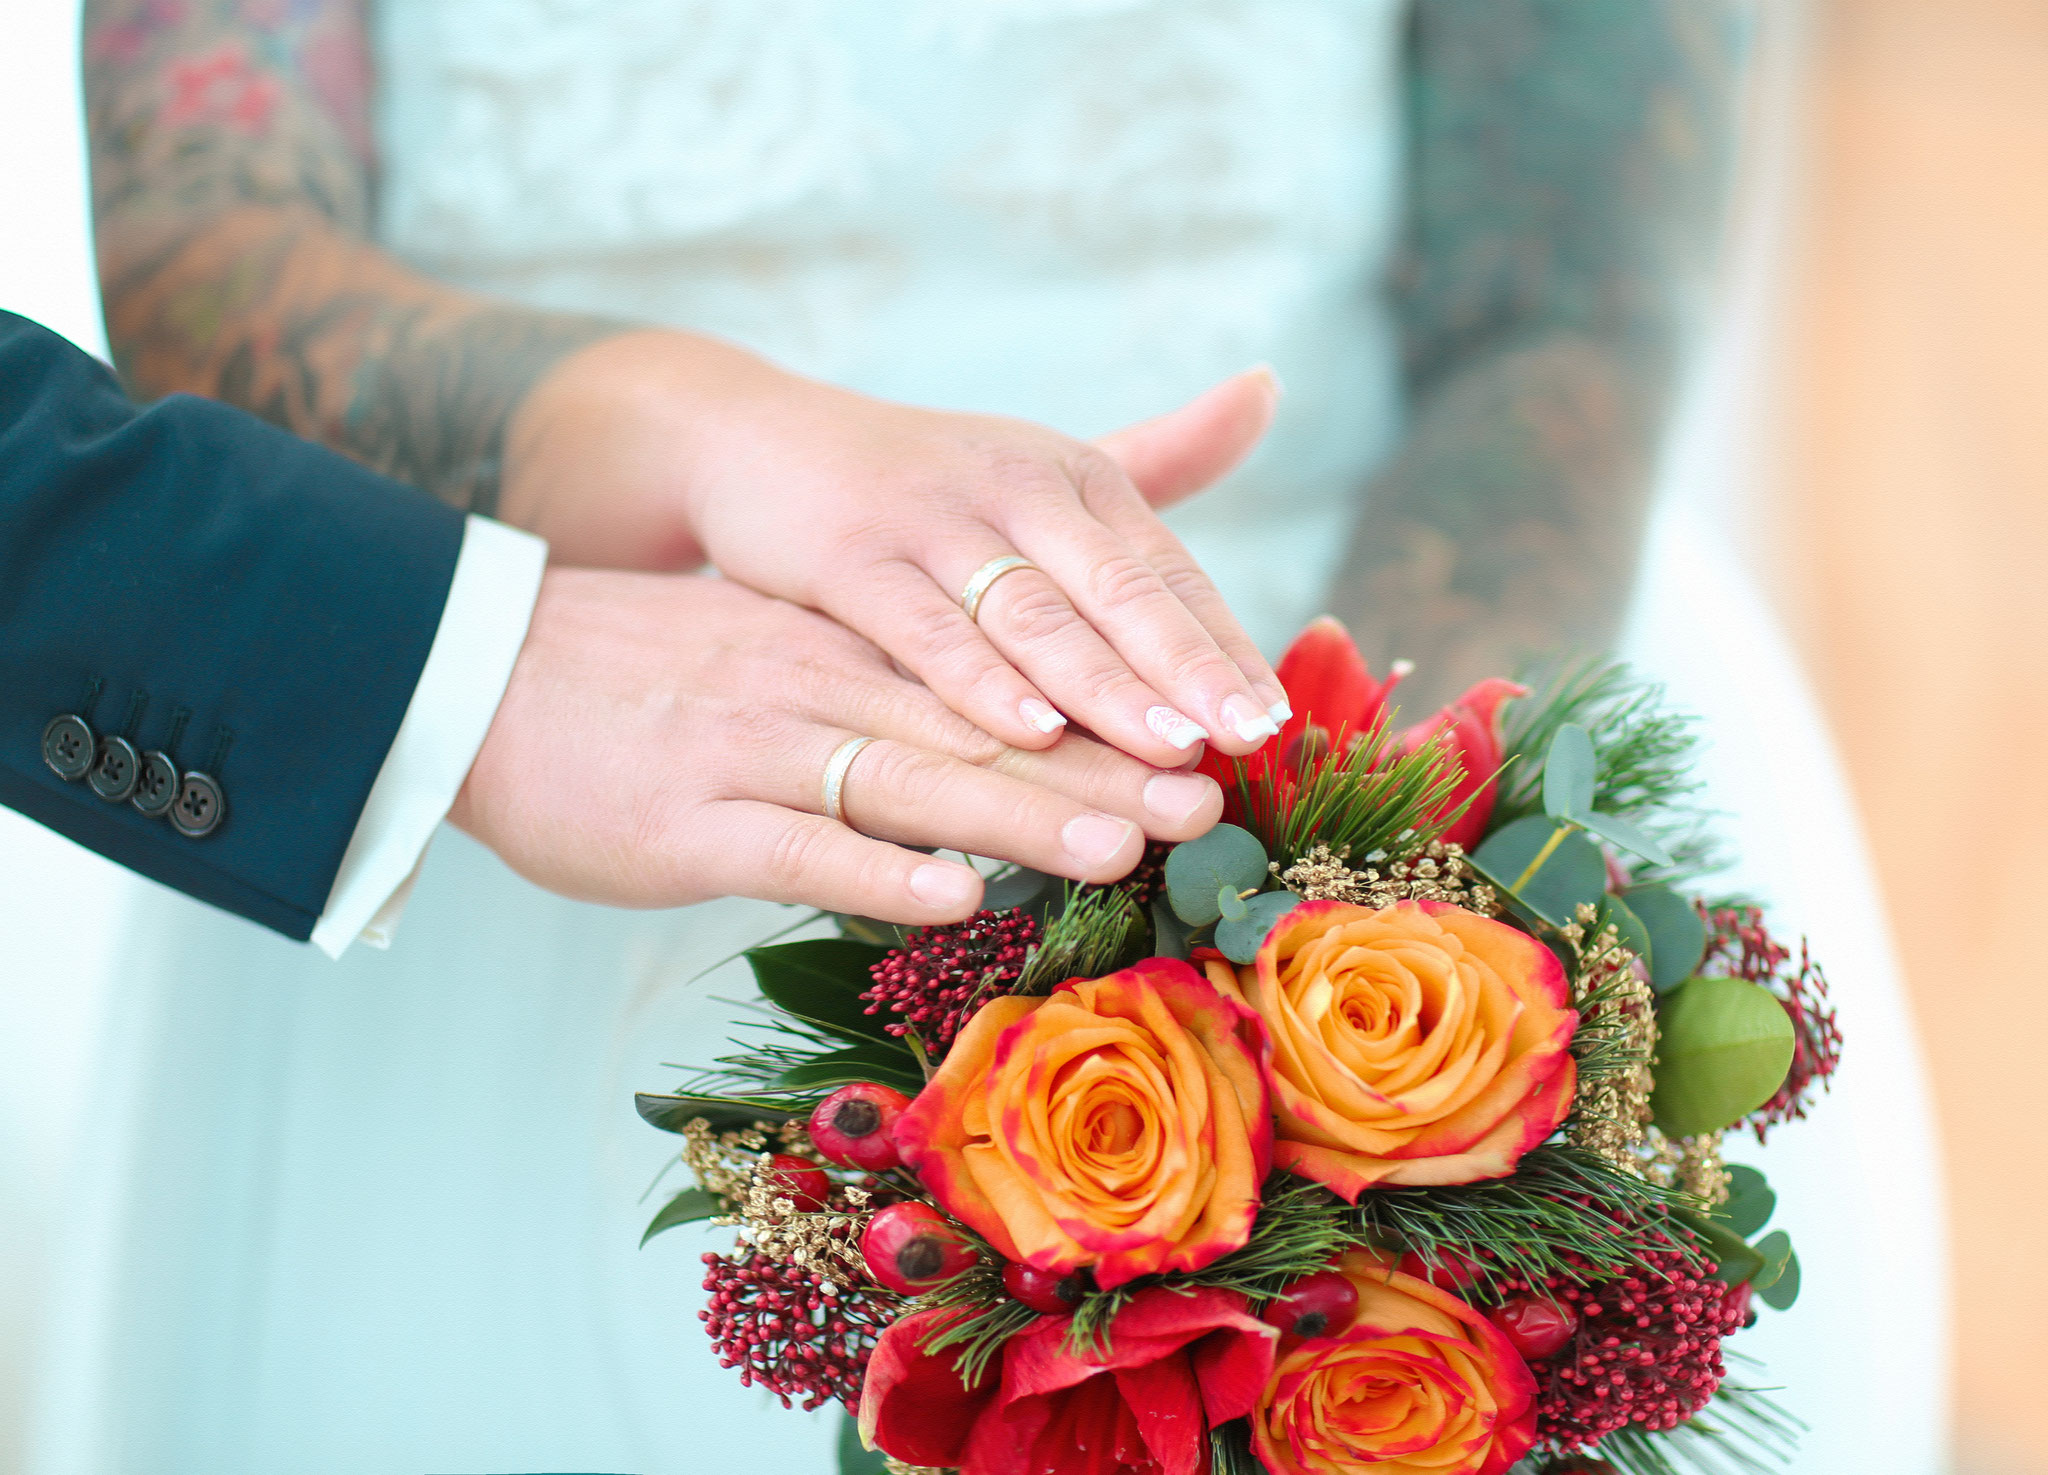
top-left (1329, 0), bottom-right (1752, 707)
top-left (81, 0), bottom-right (623, 514)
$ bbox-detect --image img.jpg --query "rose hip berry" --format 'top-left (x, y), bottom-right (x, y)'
top-left (860, 1202), bottom-right (976, 1295)
top-left (1002, 1261), bottom-right (1089, 1316)
top-left (1259, 1269), bottom-right (1360, 1343)
top-left (762, 1153), bottom-right (831, 1212)
top-left (808, 1083), bottom-right (912, 1170)
top-left (1489, 1295), bottom-right (1579, 1361)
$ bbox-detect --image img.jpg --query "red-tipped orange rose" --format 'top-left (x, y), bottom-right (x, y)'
top-left (1205, 900), bottom-right (1576, 1197)
top-left (1252, 1251), bottom-right (1537, 1475)
top-left (860, 1286), bottom-right (1277, 1475)
top-left (893, 959), bottom-right (1270, 1289)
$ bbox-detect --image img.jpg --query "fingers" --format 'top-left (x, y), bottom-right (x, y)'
top-left (705, 800), bottom-right (987, 924)
top-left (776, 731), bottom-right (1147, 884)
top-left (1095, 366), bottom-right (1281, 509)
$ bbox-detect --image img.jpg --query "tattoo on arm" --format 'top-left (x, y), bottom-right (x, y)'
top-left (1329, 0), bottom-right (1753, 707)
top-left (82, 0), bottom-right (621, 514)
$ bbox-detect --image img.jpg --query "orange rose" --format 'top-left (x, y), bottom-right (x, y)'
top-left (1253, 1250), bottom-right (1537, 1475)
top-left (1204, 900), bottom-right (1576, 1197)
top-left (893, 959), bottom-right (1270, 1289)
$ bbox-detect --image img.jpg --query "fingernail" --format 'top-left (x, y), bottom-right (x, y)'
top-left (1249, 362), bottom-right (1285, 397)
top-left (1145, 705), bottom-right (1207, 751)
top-left (1144, 772), bottom-right (1216, 826)
top-left (1020, 698), bottom-right (1067, 735)
top-left (909, 862), bottom-right (979, 912)
top-left (1063, 813), bottom-right (1137, 871)
top-left (1220, 694), bottom-right (1280, 744)
top-left (1266, 696), bottom-right (1293, 723)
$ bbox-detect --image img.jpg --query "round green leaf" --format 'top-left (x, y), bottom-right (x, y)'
top-left (1543, 723), bottom-right (1597, 822)
top-left (1756, 1238), bottom-right (1802, 1310)
top-left (1471, 815), bottom-right (1606, 927)
top-left (1625, 884), bottom-right (1709, 991)
top-left (1216, 891), bottom-right (1300, 965)
top-left (642, 1186), bottom-right (725, 1247)
top-left (1218, 884), bottom-right (1249, 923)
top-left (1166, 824), bottom-right (1269, 926)
top-left (1751, 1229), bottom-right (1795, 1292)
top-left (1651, 976), bottom-right (1797, 1137)
top-left (1715, 1164), bottom-right (1776, 1239)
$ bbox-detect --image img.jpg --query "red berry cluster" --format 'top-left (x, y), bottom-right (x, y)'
top-left (1497, 1246), bottom-right (1746, 1452)
top-left (861, 909), bottom-right (1039, 1050)
top-left (699, 1249), bottom-right (893, 1413)
top-left (1700, 906), bottom-right (1843, 1139)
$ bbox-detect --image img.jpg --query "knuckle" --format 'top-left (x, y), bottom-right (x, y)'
top-left (999, 579), bottom-right (1084, 644)
top-left (1088, 553), bottom-right (1168, 613)
top-left (766, 818), bottom-right (833, 890)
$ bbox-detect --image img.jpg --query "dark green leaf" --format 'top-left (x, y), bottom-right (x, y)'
top-left (1716, 1164), bottom-right (1776, 1239)
top-left (1650, 976), bottom-right (1797, 1137)
top-left (1624, 884), bottom-right (1709, 991)
top-left (1757, 1240), bottom-right (1801, 1309)
top-left (1471, 815), bottom-right (1606, 927)
top-left (641, 1186), bottom-right (725, 1247)
top-left (1752, 1229), bottom-right (1795, 1293)
top-left (1543, 723), bottom-right (1597, 821)
top-left (1165, 825), bottom-right (1269, 926)
top-left (837, 1409), bottom-right (889, 1475)
top-left (747, 938), bottom-right (898, 1046)
top-left (635, 1092), bottom-right (796, 1135)
top-left (834, 914), bottom-right (908, 948)
top-left (1216, 891), bottom-right (1299, 965)
top-left (982, 865), bottom-right (1058, 912)
top-left (1577, 808), bottom-right (1675, 868)
top-left (1596, 894), bottom-right (1652, 967)
top-left (773, 1043), bottom-right (925, 1095)
top-left (1151, 896), bottom-right (1194, 961)
top-left (1679, 1208), bottom-right (1767, 1286)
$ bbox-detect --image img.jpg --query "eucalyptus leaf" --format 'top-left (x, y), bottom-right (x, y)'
top-left (1151, 896), bottom-right (1194, 961)
top-left (838, 1410), bottom-right (889, 1475)
top-left (1216, 891), bottom-right (1300, 965)
top-left (1679, 1208), bottom-right (1766, 1286)
top-left (1471, 815), bottom-right (1606, 927)
top-left (1625, 884), bottom-right (1709, 991)
top-left (1716, 1164), bottom-right (1776, 1239)
top-left (1218, 884), bottom-right (1249, 923)
top-left (635, 1093), bottom-right (796, 1135)
top-left (773, 1043), bottom-right (925, 1096)
top-left (1595, 894), bottom-right (1652, 968)
top-left (1751, 1229), bottom-right (1796, 1293)
top-left (1757, 1242), bottom-right (1802, 1310)
top-left (1577, 808), bottom-right (1675, 868)
top-left (981, 865), bottom-right (1058, 912)
top-left (1650, 975), bottom-right (1797, 1137)
top-left (1166, 824), bottom-right (1269, 926)
top-left (641, 1186), bottom-right (725, 1247)
top-left (747, 938), bottom-right (898, 1046)
top-left (1543, 723), bottom-right (1597, 822)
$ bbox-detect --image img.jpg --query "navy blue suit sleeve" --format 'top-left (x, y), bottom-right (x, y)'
top-left (0, 311), bottom-right (466, 940)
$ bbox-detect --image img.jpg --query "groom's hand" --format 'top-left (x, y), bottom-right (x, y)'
top-left (447, 570), bottom-right (1224, 922)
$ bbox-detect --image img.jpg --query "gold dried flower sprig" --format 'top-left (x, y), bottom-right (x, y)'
top-left (1556, 905), bottom-right (1659, 1176)
top-left (677, 1117), bottom-right (879, 1288)
top-left (1646, 1128), bottom-right (1733, 1207)
top-left (1276, 840), bottom-right (1498, 915)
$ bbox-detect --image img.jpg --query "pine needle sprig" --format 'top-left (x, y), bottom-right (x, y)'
top-left (1567, 948), bottom-right (1656, 1096)
top-left (1230, 713), bottom-right (1467, 863)
top-left (1018, 884), bottom-right (1143, 993)
top-left (669, 1006), bottom-right (859, 1113)
top-left (1210, 1420), bottom-right (1264, 1475)
top-left (1494, 658), bottom-right (1719, 883)
top-left (1351, 1147), bottom-right (1695, 1288)
top-left (913, 1257), bottom-right (1037, 1387)
top-left (1588, 1380), bottom-right (1800, 1475)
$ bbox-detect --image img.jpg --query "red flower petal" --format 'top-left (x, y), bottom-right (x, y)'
top-left (857, 1308), bottom-right (999, 1469)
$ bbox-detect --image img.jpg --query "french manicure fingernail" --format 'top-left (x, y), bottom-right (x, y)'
top-left (1144, 772), bottom-right (1216, 826)
top-left (1145, 705), bottom-right (1207, 751)
top-left (1266, 697), bottom-right (1293, 723)
top-left (1064, 813), bottom-right (1137, 871)
top-left (910, 862), bottom-right (979, 912)
top-left (1221, 694), bottom-right (1280, 744)
top-left (1020, 698), bottom-right (1067, 735)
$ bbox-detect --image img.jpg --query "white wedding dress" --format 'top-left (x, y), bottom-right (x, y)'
top-left (30, 4), bottom-right (1945, 1472)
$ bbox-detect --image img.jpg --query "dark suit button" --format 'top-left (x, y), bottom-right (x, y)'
top-left (131, 751), bottom-right (180, 818)
top-left (170, 771), bottom-right (226, 838)
top-left (88, 735), bottom-right (141, 802)
top-left (42, 714), bottom-right (96, 781)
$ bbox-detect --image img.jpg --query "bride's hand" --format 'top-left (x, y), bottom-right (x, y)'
top-left (447, 569), bottom-right (1225, 921)
top-left (497, 333), bottom-right (1288, 769)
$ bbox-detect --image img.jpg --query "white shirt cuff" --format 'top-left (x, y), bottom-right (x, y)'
top-left (309, 515), bottom-right (547, 958)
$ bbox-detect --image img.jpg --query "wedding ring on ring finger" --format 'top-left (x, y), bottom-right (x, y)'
top-left (820, 735), bottom-right (876, 827)
top-left (959, 555), bottom-right (1038, 625)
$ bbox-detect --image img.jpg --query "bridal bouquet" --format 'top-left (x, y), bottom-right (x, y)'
top-left (637, 620), bottom-right (1840, 1475)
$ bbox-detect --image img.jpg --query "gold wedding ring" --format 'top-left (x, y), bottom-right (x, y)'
top-left (959, 555), bottom-right (1037, 624)
top-left (820, 736), bottom-right (876, 826)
